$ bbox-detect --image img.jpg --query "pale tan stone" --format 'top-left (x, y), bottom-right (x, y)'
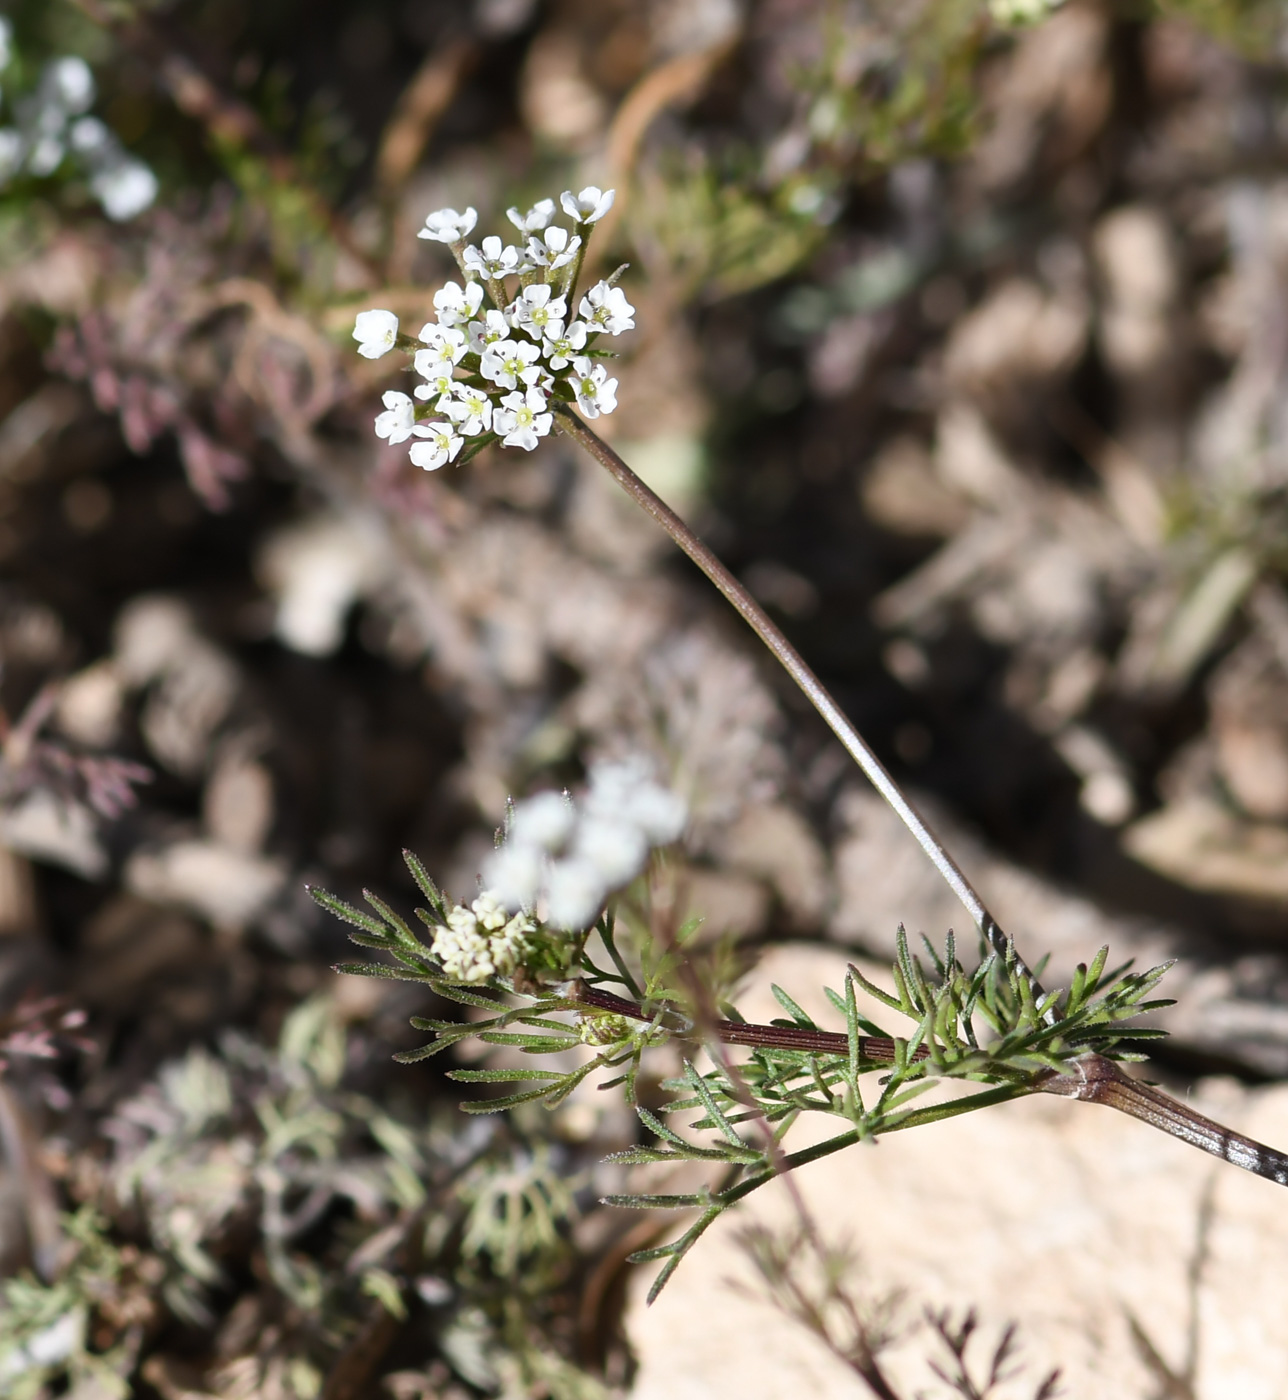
top-left (626, 945), bottom-right (1288, 1399)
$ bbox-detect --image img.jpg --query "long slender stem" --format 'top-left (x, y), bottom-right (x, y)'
top-left (1039, 1053), bottom-right (1288, 1187)
top-left (574, 984), bottom-right (1288, 1190)
top-left (556, 408), bottom-right (1041, 998)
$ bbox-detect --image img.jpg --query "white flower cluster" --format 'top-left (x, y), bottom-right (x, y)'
top-left (430, 890), bottom-right (536, 984)
top-left (988, 0), bottom-right (1065, 24)
top-left (353, 186), bottom-right (634, 471)
top-left (482, 757), bottom-right (688, 932)
top-left (0, 24), bottom-right (158, 222)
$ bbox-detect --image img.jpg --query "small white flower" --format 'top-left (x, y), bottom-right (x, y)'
top-left (48, 56), bottom-right (95, 114)
top-left (527, 226), bottom-right (581, 272)
top-left (408, 422), bottom-right (464, 471)
top-left (574, 818), bottom-right (648, 887)
top-left (353, 309), bottom-right (400, 359)
top-left (27, 135), bottom-right (65, 177)
top-left (443, 384), bottom-right (493, 435)
top-left (69, 116), bottom-right (109, 154)
top-left (492, 387), bottom-right (552, 452)
top-left (0, 129), bottom-right (24, 181)
top-left (414, 325), bottom-right (468, 370)
top-left (544, 857), bottom-right (606, 932)
top-left (472, 890), bottom-right (510, 931)
top-left (92, 159), bottom-right (158, 221)
top-left (374, 390), bottom-right (418, 444)
top-left (569, 356), bottom-right (618, 419)
top-left (482, 843), bottom-right (543, 910)
top-left (447, 903), bottom-right (480, 937)
top-left (418, 205), bottom-right (478, 243)
top-left (432, 913), bottom-right (495, 981)
top-left (414, 366), bottom-right (456, 406)
top-left (467, 308), bottom-right (511, 355)
top-left (506, 198), bottom-right (556, 234)
top-left (579, 282), bottom-right (635, 335)
top-left (433, 279), bottom-right (485, 327)
top-left (488, 911), bottom-right (535, 975)
top-left (542, 321), bottom-right (588, 370)
top-left (463, 235), bottom-right (531, 280)
top-left (481, 338), bottom-right (542, 391)
top-left (510, 791), bottom-right (576, 850)
top-left (560, 186), bottom-right (615, 224)
top-left (512, 284), bottom-right (567, 342)
top-left (586, 757), bottom-right (687, 844)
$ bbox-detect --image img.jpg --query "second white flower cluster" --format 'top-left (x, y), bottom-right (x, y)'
top-left (353, 187), bottom-right (634, 471)
top-left (481, 757), bottom-right (688, 932)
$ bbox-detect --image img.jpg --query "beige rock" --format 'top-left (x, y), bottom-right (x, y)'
top-left (0, 791), bottom-right (106, 880)
top-left (860, 435), bottom-right (969, 537)
top-left (718, 803), bottom-right (830, 927)
top-left (626, 944), bottom-right (1288, 1399)
top-left (125, 839), bottom-right (287, 929)
top-left (203, 750), bottom-right (275, 855)
top-left (75, 894), bottom-right (204, 1007)
top-left (55, 661), bottom-right (124, 750)
top-left (677, 866), bottom-right (769, 940)
top-left (1124, 797), bottom-right (1288, 905)
top-left (942, 281), bottom-right (1087, 399)
top-left (0, 847), bottom-right (36, 937)
top-left (1208, 634), bottom-right (1288, 822)
top-left (256, 513), bottom-right (390, 659)
top-left (518, 30), bottom-right (608, 151)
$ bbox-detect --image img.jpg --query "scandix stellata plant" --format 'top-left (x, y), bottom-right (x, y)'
top-left (321, 185), bottom-right (1288, 1305)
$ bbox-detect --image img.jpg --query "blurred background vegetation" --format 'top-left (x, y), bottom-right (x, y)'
top-left (2, 0), bottom-right (1288, 1394)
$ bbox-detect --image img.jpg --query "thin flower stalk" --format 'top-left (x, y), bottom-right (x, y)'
top-left (554, 407), bottom-right (1040, 1004)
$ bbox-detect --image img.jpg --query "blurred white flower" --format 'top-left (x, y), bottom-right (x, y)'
top-left (482, 843), bottom-right (543, 909)
top-left (483, 757), bottom-right (687, 931)
top-left (584, 756), bottom-right (687, 843)
top-left (353, 309), bottom-right (400, 359)
top-left (47, 57), bottom-right (95, 114)
top-left (579, 282), bottom-right (635, 335)
top-left (560, 186), bottom-right (615, 223)
top-left (373, 390), bottom-right (418, 444)
top-left (510, 791), bottom-right (576, 849)
top-left (506, 198), bottom-right (556, 234)
top-left (69, 116), bottom-right (109, 153)
top-left (27, 135), bottom-right (64, 177)
top-left (408, 422), bottom-right (464, 471)
top-left (418, 205), bottom-right (478, 243)
top-left (0, 129), bottom-right (22, 181)
top-left (569, 357), bottom-right (617, 419)
top-left (989, 0), bottom-right (1064, 23)
top-left (544, 858), bottom-right (605, 933)
top-left (493, 386), bottom-right (552, 451)
top-left (91, 159), bottom-right (157, 221)
top-left (574, 818), bottom-right (647, 887)
top-left (0, 18), bottom-right (12, 72)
